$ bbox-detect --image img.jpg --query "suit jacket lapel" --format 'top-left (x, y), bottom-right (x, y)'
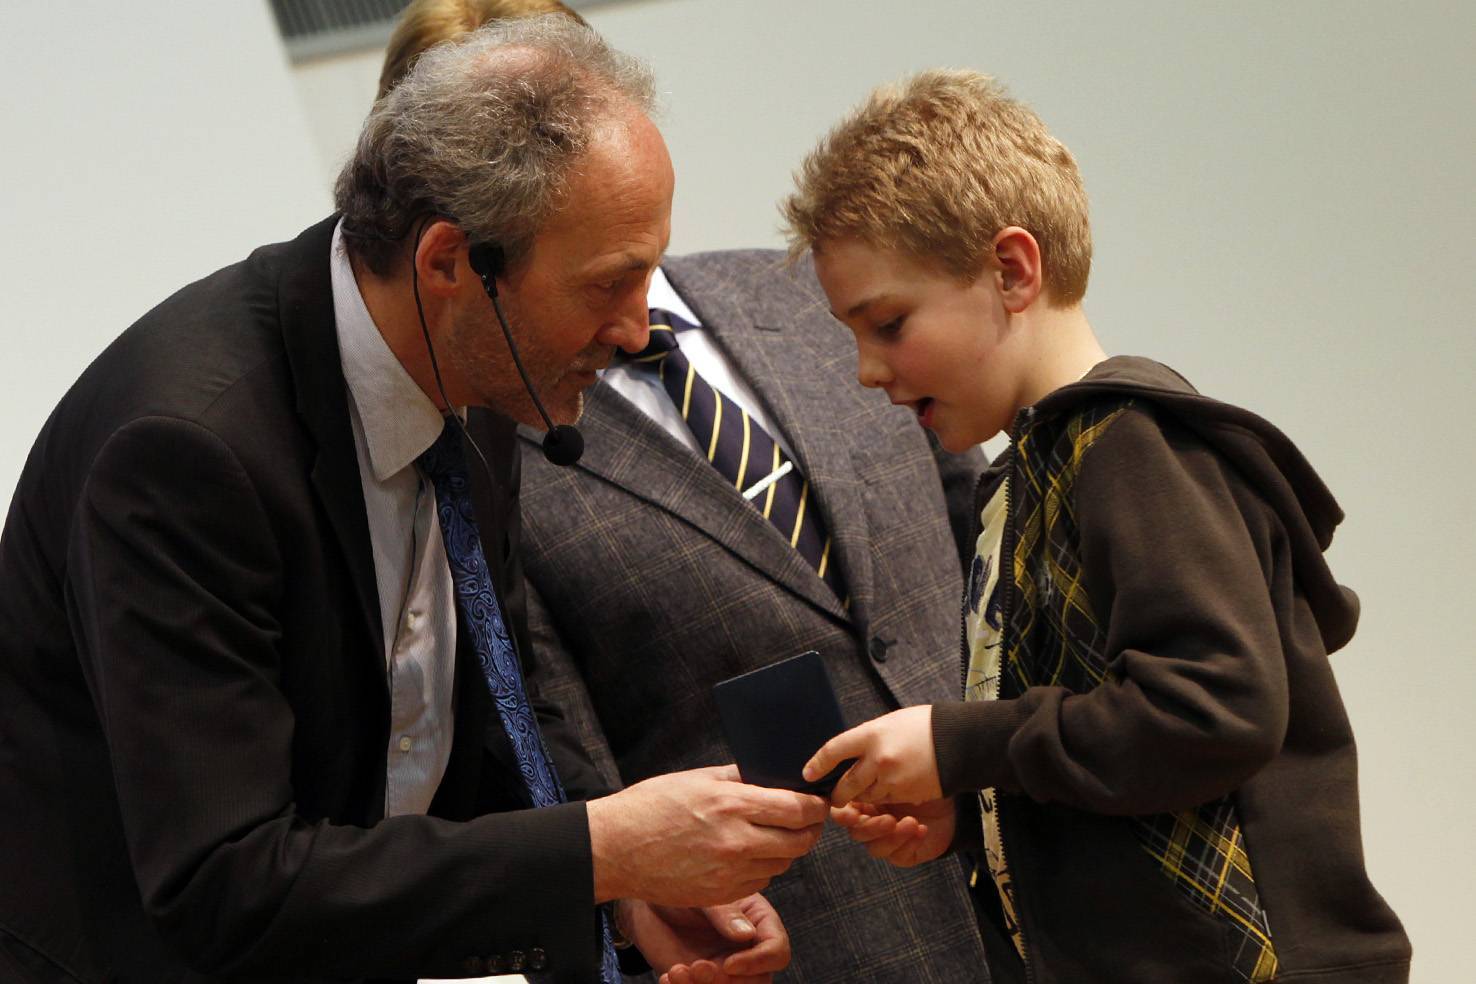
top-left (567, 376), bottom-right (845, 619)
top-left (661, 256), bottom-right (874, 623)
top-left (277, 217), bottom-right (386, 680)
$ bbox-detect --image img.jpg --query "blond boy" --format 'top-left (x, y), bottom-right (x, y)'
top-left (787, 70), bottom-right (1409, 984)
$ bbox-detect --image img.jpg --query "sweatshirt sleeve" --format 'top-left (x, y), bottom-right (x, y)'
top-left (933, 406), bottom-right (1290, 815)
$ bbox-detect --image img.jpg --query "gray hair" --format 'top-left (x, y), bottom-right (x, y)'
top-left (334, 14), bottom-right (656, 276)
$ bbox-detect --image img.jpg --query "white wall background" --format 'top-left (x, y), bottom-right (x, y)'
top-left (3, 1), bottom-right (1471, 980)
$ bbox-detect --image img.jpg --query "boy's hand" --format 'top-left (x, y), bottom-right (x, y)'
top-left (832, 797), bottom-right (957, 868)
top-left (802, 705), bottom-right (942, 806)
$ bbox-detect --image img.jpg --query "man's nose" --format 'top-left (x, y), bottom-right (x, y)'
top-left (605, 292), bottom-right (652, 354)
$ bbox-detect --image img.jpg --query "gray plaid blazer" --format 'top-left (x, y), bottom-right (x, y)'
top-left (519, 250), bottom-right (990, 982)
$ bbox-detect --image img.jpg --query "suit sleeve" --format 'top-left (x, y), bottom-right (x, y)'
top-left (67, 416), bottom-right (602, 980)
top-left (932, 408), bottom-right (1289, 815)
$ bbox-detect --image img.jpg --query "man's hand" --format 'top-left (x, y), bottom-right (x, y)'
top-left (801, 705), bottom-right (941, 807)
top-left (619, 894), bottom-right (789, 984)
top-left (587, 765), bottom-right (828, 906)
top-left (831, 797), bottom-right (957, 868)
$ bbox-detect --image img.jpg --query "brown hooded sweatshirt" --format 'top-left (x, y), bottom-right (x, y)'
top-left (933, 356), bottom-right (1409, 984)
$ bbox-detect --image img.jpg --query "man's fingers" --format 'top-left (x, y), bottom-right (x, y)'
top-left (721, 896), bottom-right (788, 977)
top-left (719, 927), bottom-right (788, 976)
top-left (721, 932), bottom-right (787, 976)
top-left (702, 901), bottom-right (757, 942)
top-left (662, 961), bottom-right (720, 984)
top-left (730, 878), bottom-right (774, 901)
top-left (740, 823), bottom-right (824, 863)
top-left (730, 785), bottom-right (830, 829)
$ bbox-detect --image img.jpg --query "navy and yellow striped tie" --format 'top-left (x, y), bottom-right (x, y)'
top-left (635, 308), bottom-right (843, 597)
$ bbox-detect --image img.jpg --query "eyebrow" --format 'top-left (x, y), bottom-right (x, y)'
top-left (835, 294), bottom-right (887, 321)
top-left (586, 253), bottom-right (661, 280)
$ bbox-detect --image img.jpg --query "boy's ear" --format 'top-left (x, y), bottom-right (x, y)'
top-left (991, 226), bottom-right (1043, 314)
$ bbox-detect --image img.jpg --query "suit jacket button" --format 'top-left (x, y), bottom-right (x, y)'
top-left (507, 949), bottom-right (526, 972)
top-left (869, 636), bottom-right (892, 663)
top-left (528, 947), bottom-right (548, 971)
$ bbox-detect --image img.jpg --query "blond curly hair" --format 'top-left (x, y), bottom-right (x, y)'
top-left (783, 69), bottom-right (1092, 305)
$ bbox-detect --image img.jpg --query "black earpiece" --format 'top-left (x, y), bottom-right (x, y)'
top-left (468, 242), bottom-right (505, 285)
top-left (463, 240), bottom-right (584, 467)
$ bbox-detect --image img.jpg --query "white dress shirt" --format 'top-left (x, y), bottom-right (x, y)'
top-left (600, 267), bottom-right (796, 459)
top-left (330, 220), bottom-right (458, 818)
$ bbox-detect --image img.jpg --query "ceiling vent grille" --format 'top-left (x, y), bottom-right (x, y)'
top-left (270, 0), bottom-right (412, 62)
top-left (270, 0), bottom-right (612, 63)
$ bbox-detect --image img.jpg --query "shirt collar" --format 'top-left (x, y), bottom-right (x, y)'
top-left (646, 265), bottom-right (703, 326)
top-left (330, 219), bottom-right (448, 483)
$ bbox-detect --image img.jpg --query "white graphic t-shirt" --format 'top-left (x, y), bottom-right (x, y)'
top-left (964, 480), bottom-right (1024, 958)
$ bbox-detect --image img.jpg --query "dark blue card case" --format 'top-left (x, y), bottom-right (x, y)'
top-left (713, 650), bottom-right (851, 796)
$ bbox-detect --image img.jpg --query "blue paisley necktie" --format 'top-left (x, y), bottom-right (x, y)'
top-left (418, 419), bottom-right (622, 983)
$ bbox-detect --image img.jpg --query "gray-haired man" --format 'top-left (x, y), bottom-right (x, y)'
top-left (0, 19), bottom-right (824, 984)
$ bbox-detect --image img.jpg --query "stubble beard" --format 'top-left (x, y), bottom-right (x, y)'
top-left (446, 303), bottom-right (597, 428)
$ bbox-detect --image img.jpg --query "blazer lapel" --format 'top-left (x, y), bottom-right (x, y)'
top-left (277, 217), bottom-right (385, 679)
top-left (661, 256), bottom-right (875, 624)
top-left (569, 379), bottom-right (845, 619)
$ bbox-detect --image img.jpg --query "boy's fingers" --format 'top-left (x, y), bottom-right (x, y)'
top-left (845, 814), bottom-right (899, 844)
top-left (802, 724), bottom-right (868, 782)
top-left (829, 804), bottom-right (863, 827)
top-left (830, 758), bottom-right (879, 807)
top-left (868, 831), bottom-right (914, 860)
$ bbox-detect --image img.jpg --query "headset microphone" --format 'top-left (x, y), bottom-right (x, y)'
top-left (467, 242), bottom-right (585, 467)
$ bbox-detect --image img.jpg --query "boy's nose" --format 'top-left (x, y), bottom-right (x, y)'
top-left (856, 348), bottom-right (891, 389)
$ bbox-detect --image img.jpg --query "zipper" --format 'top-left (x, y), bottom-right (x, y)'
top-left (993, 406), bottom-right (1037, 984)
top-left (958, 467), bottom-right (991, 693)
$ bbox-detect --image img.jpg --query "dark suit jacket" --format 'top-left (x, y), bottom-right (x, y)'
top-left (520, 250), bottom-right (992, 982)
top-left (0, 217), bottom-right (608, 984)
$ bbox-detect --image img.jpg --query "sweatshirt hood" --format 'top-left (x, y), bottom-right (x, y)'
top-left (1032, 355), bottom-right (1360, 652)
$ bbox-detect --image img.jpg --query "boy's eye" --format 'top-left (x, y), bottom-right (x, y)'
top-left (876, 316), bottom-right (905, 337)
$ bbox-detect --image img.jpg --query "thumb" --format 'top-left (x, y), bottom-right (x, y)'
top-left (802, 724), bottom-right (866, 782)
top-left (702, 901), bottom-right (756, 942)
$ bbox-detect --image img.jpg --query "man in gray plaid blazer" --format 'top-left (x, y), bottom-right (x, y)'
top-left (519, 249), bottom-right (990, 981)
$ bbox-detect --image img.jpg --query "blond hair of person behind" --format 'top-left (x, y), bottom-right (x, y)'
top-left (379, 0), bottom-right (588, 99)
top-left (783, 69), bottom-right (1092, 306)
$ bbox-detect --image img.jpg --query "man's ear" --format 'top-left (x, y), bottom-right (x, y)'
top-left (412, 219), bottom-right (471, 299)
top-left (992, 226), bottom-right (1043, 314)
